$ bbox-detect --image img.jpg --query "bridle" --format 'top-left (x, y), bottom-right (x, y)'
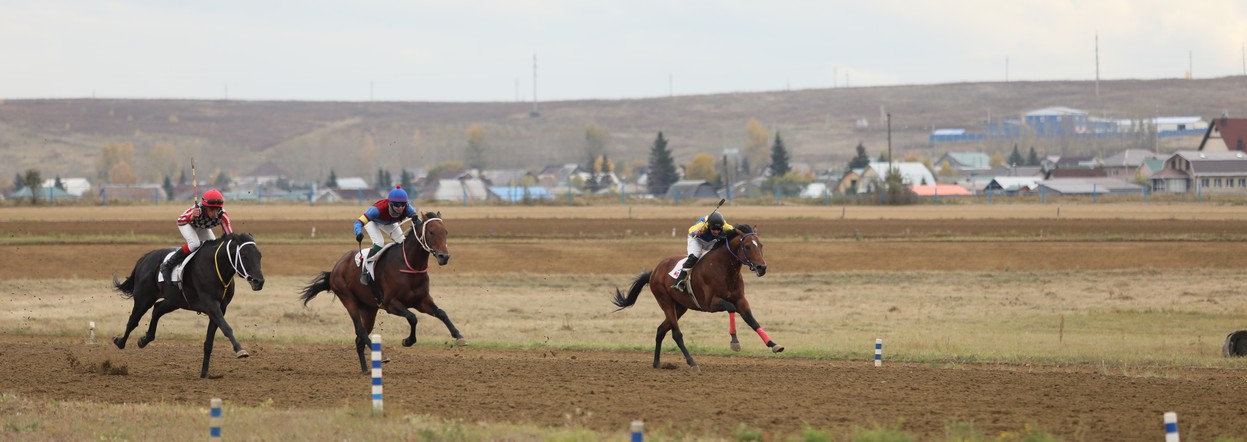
top-left (400, 217), bottom-right (444, 274)
top-left (208, 236), bottom-right (260, 299)
top-left (726, 232), bottom-right (760, 273)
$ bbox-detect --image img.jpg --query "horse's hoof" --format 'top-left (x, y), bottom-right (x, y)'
top-left (730, 342), bottom-right (741, 352)
top-left (137, 337), bottom-right (150, 348)
top-left (455, 338), bottom-right (468, 347)
top-left (112, 337), bottom-right (126, 349)
top-left (402, 338), bottom-right (415, 347)
top-left (771, 344), bottom-right (785, 353)
top-left (235, 349), bottom-right (250, 358)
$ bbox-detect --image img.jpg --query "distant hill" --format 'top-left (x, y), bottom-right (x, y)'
top-left (2, 77), bottom-right (1245, 185)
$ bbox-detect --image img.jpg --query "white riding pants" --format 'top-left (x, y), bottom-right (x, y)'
top-left (178, 224), bottom-right (216, 252)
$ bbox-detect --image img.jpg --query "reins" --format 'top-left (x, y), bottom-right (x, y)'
top-left (400, 217), bottom-right (443, 274)
top-left (727, 232), bottom-right (759, 272)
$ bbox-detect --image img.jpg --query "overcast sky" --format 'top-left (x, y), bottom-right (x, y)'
top-left (4, 1), bottom-right (1246, 102)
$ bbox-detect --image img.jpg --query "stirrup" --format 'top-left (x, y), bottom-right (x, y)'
top-left (671, 279), bottom-right (685, 292)
top-left (359, 270), bottom-right (371, 286)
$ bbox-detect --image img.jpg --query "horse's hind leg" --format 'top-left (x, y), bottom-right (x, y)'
top-left (138, 300), bottom-right (179, 348)
top-left (412, 298), bottom-right (466, 346)
top-left (113, 297), bottom-right (156, 349)
top-left (654, 304), bottom-right (696, 369)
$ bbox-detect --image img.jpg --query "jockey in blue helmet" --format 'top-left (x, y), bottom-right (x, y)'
top-left (353, 185), bottom-right (418, 286)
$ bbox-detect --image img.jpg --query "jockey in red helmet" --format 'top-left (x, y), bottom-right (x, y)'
top-left (672, 211), bottom-right (732, 292)
top-left (354, 185), bottom-right (418, 287)
top-left (160, 189), bottom-right (232, 286)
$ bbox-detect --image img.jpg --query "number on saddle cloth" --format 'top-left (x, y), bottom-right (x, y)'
top-left (159, 249), bottom-right (201, 284)
top-left (667, 257), bottom-right (691, 279)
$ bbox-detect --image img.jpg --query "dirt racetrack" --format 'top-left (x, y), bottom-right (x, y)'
top-left (2, 334), bottom-right (1244, 440)
top-left (5, 212), bottom-right (1247, 439)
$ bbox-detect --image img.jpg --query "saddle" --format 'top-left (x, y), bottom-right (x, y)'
top-left (158, 249), bottom-right (201, 286)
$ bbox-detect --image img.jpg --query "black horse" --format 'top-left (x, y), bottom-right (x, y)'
top-left (112, 232), bottom-right (265, 378)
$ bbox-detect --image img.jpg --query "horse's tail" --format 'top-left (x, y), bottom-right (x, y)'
top-left (611, 271), bottom-right (652, 311)
top-left (112, 255), bottom-right (143, 299)
top-left (112, 273), bottom-right (136, 299)
top-left (298, 271), bottom-right (332, 306)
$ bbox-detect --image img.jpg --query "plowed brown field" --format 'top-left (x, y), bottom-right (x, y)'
top-left (3, 207), bottom-right (1247, 439)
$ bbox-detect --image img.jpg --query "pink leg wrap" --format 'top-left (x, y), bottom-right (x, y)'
top-left (729, 312), bottom-right (737, 335)
top-left (756, 328), bottom-right (771, 343)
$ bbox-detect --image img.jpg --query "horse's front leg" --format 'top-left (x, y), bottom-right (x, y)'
top-left (386, 305), bottom-right (420, 347)
top-left (202, 302), bottom-right (249, 359)
top-left (412, 297), bottom-right (466, 347)
top-left (201, 320), bottom-right (218, 378)
top-left (736, 300), bottom-right (783, 353)
top-left (714, 299), bottom-right (782, 353)
top-left (138, 299), bottom-right (179, 348)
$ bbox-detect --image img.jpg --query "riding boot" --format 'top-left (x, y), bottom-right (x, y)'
top-left (670, 254), bottom-right (698, 292)
top-left (671, 269), bottom-right (689, 292)
top-left (161, 248), bottom-right (189, 285)
top-left (360, 245), bottom-right (382, 286)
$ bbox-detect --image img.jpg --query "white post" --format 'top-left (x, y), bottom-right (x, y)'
top-left (371, 334), bottom-right (384, 416)
top-left (88, 321), bottom-right (96, 344)
top-left (874, 338), bottom-right (883, 367)
top-left (1163, 412), bottom-right (1179, 442)
top-left (209, 398), bottom-right (222, 442)
top-left (630, 420), bottom-right (644, 442)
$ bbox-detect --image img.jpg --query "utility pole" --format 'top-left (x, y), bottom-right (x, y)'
top-left (530, 53), bottom-right (540, 118)
top-left (1095, 33), bottom-right (1100, 97)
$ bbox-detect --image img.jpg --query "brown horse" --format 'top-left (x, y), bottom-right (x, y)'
top-left (611, 224), bottom-right (781, 368)
top-left (298, 211), bottom-right (465, 373)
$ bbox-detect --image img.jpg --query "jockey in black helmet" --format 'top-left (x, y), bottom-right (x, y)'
top-left (672, 211), bottom-right (732, 292)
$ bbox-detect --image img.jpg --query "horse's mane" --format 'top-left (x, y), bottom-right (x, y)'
top-left (708, 224), bottom-right (753, 251)
top-left (198, 232), bottom-right (254, 250)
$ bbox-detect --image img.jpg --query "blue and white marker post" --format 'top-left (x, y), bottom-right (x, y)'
top-left (371, 334), bottom-right (384, 416)
top-left (1163, 411), bottom-right (1179, 442)
top-left (209, 398), bottom-right (222, 442)
top-left (874, 338), bottom-right (883, 367)
top-left (630, 420), bottom-right (644, 442)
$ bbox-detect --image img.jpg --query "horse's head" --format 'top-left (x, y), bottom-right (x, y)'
top-left (226, 233), bottom-right (265, 290)
top-left (728, 224), bottom-right (766, 277)
top-left (410, 211), bottom-right (450, 265)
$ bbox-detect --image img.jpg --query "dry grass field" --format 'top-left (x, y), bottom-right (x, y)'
top-left (3, 203), bottom-right (1247, 440)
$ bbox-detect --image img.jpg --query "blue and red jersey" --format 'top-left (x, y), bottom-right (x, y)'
top-left (354, 199), bottom-right (417, 235)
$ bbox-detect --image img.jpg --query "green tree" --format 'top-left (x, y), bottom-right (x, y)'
top-left (12, 173), bottom-right (24, 191)
top-left (1008, 144), bottom-right (1025, 167)
top-left (877, 166), bottom-right (915, 205)
top-left (162, 176), bottom-right (174, 200)
top-left (53, 176), bottom-right (64, 190)
top-left (769, 132), bottom-right (791, 178)
top-left (1027, 147), bottom-right (1040, 166)
top-left (464, 124), bottom-right (487, 170)
top-left (399, 169), bottom-right (413, 193)
top-left (847, 142), bottom-right (872, 171)
top-left (584, 122), bottom-right (608, 173)
top-left (178, 169), bottom-right (188, 186)
top-left (22, 168), bottom-right (42, 205)
top-left (212, 169), bottom-right (230, 188)
top-left (647, 132), bottom-right (678, 196)
top-left (325, 169), bottom-right (339, 189)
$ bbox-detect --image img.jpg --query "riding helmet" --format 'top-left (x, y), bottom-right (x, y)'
top-left (202, 189), bottom-right (225, 207)
top-left (706, 212), bottom-right (725, 231)
top-left (388, 185), bottom-right (408, 203)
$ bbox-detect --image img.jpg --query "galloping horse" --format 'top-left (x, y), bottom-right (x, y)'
top-left (611, 224), bottom-right (782, 368)
top-left (298, 211), bottom-right (465, 373)
top-left (112, 232), bottom-right (265, 378)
